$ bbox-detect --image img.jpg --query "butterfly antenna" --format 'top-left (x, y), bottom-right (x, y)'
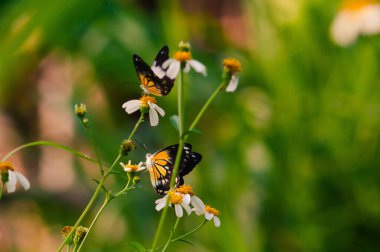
top-left (135, 139), bottom-right (149, 152)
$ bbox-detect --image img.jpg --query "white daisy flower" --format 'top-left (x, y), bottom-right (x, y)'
top-left (223, 58), bottom-right (242, 93)
top-left (0, 161), bottom-right (30, 193)
top-left (155, 191), bottom-right (192, 218)
top-left (204, 205), bottom-right (221, 227)
top-left (162, 42), bottom-right (206, 79)
top-left (175, 185), bottom-right (205, 214)
top-left (330, 0), bottom-right (380, 47)
top-left (119, 160), bottom-right (145, 173)
top-left (122, 95), bottom-right (165, 127)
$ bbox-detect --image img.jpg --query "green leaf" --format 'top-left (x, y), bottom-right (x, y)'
top-left (170, 115), bottom-right (180, 132)
top-left (127, 241), bottom-right (146, 252)
top-left (177, 239), bottom-right (193, 246)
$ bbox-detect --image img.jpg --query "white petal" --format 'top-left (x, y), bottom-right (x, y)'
top-left (360, 5), bottom-right (380, 35)
top-left (183, 63), bottom-right (191, 73)
top-left (213, 216), bottom-right (221, 227)
top-left (148, 105), bottom-right (159, 127)
top-left (189, 60), bottom-right (207, 76)
top-left (175, 204), bottom-right (183, 218)
top-left (162, 59), bottom-right (174, 69)
top-left (182, 203), bottom-right (192, 215)
top-left (166, 61), bottom-right (180, 79)
top-left (330, 11), bottom-right (361, 46)
top-left (226, 75), bottom-right (239, 92)
top-left (205, 212), bottom-right (213, 221)
top-left (151, 66), bottom-right (165, 78)
top-left (191, 196), bottom-right (205, 214)
top-left (151, 103), bottom-right (165, 117)
top-left (155, 196), bottom-right (167, 205)
top-left (182, 194), bottom-right (191, 205)
top-left (155, 197), bottom-right (168, 211)
top-left (122, 100), bottom-right (141, 114)
top-left (15, 172), bottom-right (30, 191)
top-left (6, 170), bottom-right (17, 193)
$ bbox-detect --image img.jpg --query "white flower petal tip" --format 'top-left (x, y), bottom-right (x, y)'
top-left (330, 4), bottom-right (380, 47)
top-left (15, 172), bottom-right (30, 191)
top-left (175, 204), bottom-right (184, 218)
top-left (213, 216), bottom-right (221, 227)
top-left (148, 102), bottom-right (165, 127)
top-left (189, 60), bottom-right (207, 76)
top-left (226, 75), bottom-right (239, 92)
top-left (6, 170), bottom-right (17, 193)
top-left (122, 100), bottom-right (141, 114)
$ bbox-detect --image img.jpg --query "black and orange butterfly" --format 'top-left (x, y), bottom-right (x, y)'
top-left (145, 143), bottom-right (202, 195)
top-left (133, 45), bottom-right (175, 96)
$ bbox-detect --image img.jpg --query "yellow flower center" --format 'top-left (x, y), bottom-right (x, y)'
top-left (175, 184), bottom-right (194, 196)
top-left (126, 164), bottom-right (139, 171)
top-left (168, 191), bottom-right (183, 204)
top-left (341, 0), bottom-right (377, 10)
top-left (223, 58), bottom-right (242, 74)
top-left (0, 161), bottom-right (14, 171)
top-left (205, 205), bottom-right (220, 216)
top-left (61, 226), bottom-right (74, 238)
top-left (140, 95), bottom-right (156, 108)
top-left (174, 51), bottom-right (192, 61)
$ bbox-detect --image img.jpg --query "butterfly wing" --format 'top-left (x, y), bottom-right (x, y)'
top-left (148, 143), bottom-right (202, 195)
top-left (133, 45), bottom-right (174, 96)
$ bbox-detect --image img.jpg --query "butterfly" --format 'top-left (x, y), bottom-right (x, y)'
top-left (133, 45), bottom-right (175, 96)
top-left (145, 143), bottom-right (202, 195)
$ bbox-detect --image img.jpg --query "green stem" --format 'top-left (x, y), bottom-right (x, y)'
top-left (128, 113), bottom-right (145, 141)
top-left (58, 113), bottom-right (143, 252)
top-left (1, 141), bottom-right (98, 164)
top-left (151, 68), bottom-right (185, 251)
top-left (76, 194), bottom-right (111, 252)
top-left (171, 219), bottom-right (207, 243)
top-left (0, 182), bottom-right (4, 201)
top-left (85, 126), bottom-right (104, 175)
top-left (187, 82), bottom-right (224, 138)
top-left (56, 154), bottom-right (122, 252)
top-left (162, 217), bottom-right (180, 252)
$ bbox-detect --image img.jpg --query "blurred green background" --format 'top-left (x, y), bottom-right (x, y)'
top-left (1, 0), bottom-right (380, 251)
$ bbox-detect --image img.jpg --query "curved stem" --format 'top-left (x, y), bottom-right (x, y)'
top-left (151, 68), bottom-right (185, 251)
top-left (128, 113), bottom-right (145, 141)
top-left (187, 82), bottom-right (224, 138)
top-left (1, 141), bottom-right (98, 164)
top-left (85, 126), bottom-right (104, 175)
top-left (171, 219), bottom-right (207, 243)
top-left (76, 194), bottom-right (111, 252)
top-left (162, 217), bottom-right (180, 252)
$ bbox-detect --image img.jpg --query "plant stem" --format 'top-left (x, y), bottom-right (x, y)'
top-left (56, 154), bottom-right (122, 252)
top-left (171, 219), bottom-right (207, 243)
top-left (76, 194), bottom-right (111, 252)
top-left (0, 182), bottom-right (4, 201)
top-left (187, 82), bottom-right (224, 138)
top-left (1, 141), bottom-right (98, 164)
top-left (128, 113), bottom-right (145, 141)
top-left (85, 126), bottom-right (104, 175)
top-left (57, 113), bottom-right (144, 252)
top-left (162, 217), bottom-right (180, 252)
top-left (151, 68), bottom-right (185, 251)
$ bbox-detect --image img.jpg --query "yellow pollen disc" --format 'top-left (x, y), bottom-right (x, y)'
top-left (140, 95), bottom-right (156, 107)
top-left (175, 184), bottom-right (194, 196)
top-left (126, 164), bottom-right (138, 171)
top-left (223, 58), bottom-right (242, 74)
top-left (174, 51), bottom-right (192, 61)
top-left (168, 191), bottom-right (183, 204)
top-left (341, 0), bottom-right (377, 10)
top-left (205, 205), bottom-right (220, 216)
top-left (0, 161), bottom-right (14, 171)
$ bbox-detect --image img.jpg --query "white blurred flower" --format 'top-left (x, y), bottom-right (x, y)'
top-left (330, 0), bottom-right (380, 46)
top-left (0, 161), bottom-right (30, 193)
top-left (119, 160), bottom-right (145, 173)
top-left (204, 205), bottom-right (221, 227)
top-left (162, 42), bottom-right (206, 79)
top-left (223, 58), bottom-right (242, 92)
top-left (155, 191), bottom-right (192, 218)
top-left (122, 95), bottom-right (165, 127)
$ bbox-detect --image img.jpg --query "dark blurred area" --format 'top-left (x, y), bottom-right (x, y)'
top-left (1, 0), bottom-right (380, 251)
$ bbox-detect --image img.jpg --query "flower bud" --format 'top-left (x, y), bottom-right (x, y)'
top-left (75, 103), bottom-right (87, 119)
top-left (73, 226), bottom-right (88, 245)
top-left (133, 176), bottom-right (141, 184)
top-left (61, 226), bottom-right (74, 245)
top-left (119, 139), bottom-right (137, 156)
